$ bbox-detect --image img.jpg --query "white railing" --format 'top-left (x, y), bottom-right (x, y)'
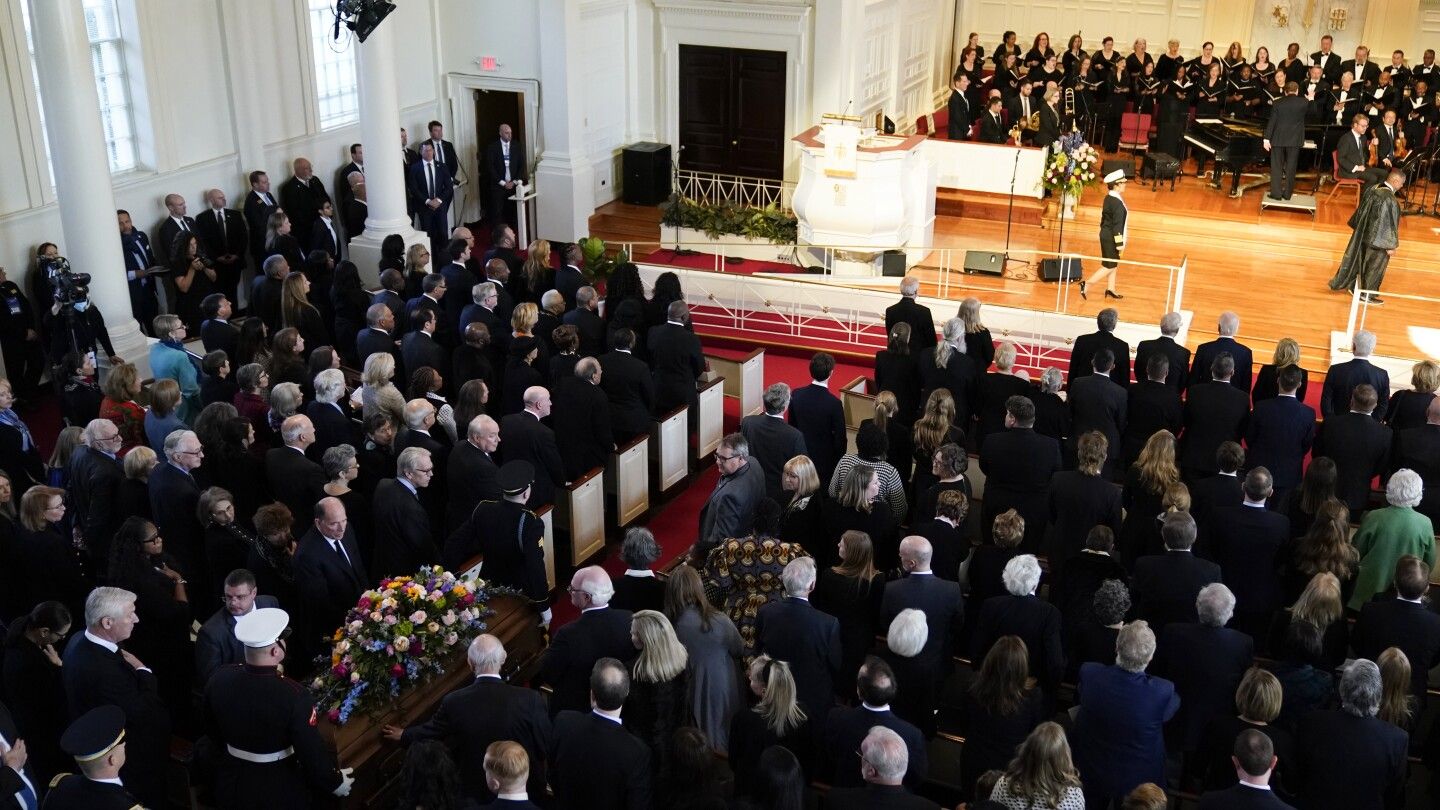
top-left (1340, 284), bottom-right (1440, 380)
top-left (673, 168), bottom-right (796, 211)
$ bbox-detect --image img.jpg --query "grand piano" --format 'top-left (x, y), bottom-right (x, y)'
top-left (1184, 116), bottom-right (1322, 198)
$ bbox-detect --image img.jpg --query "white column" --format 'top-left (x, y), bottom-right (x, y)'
top-left (29, 0), bottom-right (149, 372)
top-left (534, 0), bottom-right (595, 241)
top-left (346, 14), bottom-right (427, 287)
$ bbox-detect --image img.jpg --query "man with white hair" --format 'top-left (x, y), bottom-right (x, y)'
top-left (1320, 329), bottom-right (1390, 419)
top-left (62, 587), bottom-right (171, 807)
top-left (306, 367), bottom-right (354, 457)
top-left (1189, 311), bottom-right (1254, 393)
top-left (1153, 583), bottom-right (1255, 752)
top-left (372, 446), bottom-right (440, 578)
top-left (1349, 468), bottom-right (1436, 609)
top-left (1206, 467), bottom-right (1289, 638)
top-left (148, 429), bottom-right (206, 605)
top-left (66, 418), bottom-right (125, 568)
top-left (974, 554), bottom-right (1066, 696)
top-left (265, 413), bottom-right (328, 529)
top-left (755, 557), bottom-right (842, 718)
top-left (739, 382), bottom-right (809, 504)
top-left (823, 726), bottom-right (937, 809)
top-left (445, 414), bottom-right (502, 533)
top-left (1295, 658), bottom-right (1407, 810)
top-left (382, 635), bottom-right (551, 803)
top-left (884, 274), bottom-right (937, 355)
top-left (499, 385), bottom-right (565, 508)
top-left (534, 566), bottom-right (636, 715)
top-left (1135, 311), bottom-right (1191, 391)
top-left (880, 537), bottom-right (962, 691)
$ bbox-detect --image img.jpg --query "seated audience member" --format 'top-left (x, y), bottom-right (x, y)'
top-left (1154, 583), bottom-right (1255, 754)
top-left (1196, 729), bottom-right (1295, 809)
top-left (610, 527), bottom-right (665, 613)
top-left (881, 609), bottom-right (940, 738)
top-left (754, 557), bottom-right (841, 719)
top-left (729, 655), bottom-right (816, 790)
top-left (989, 722), bottom-right (1087, 810)
top-left (1072, 621), bottom-right (1179, 807)
top-left (959, 635), bottom-right (1047, 797)
top-left (823, 726), bottom-right (939, 809)
top-left (534, 566), bottom-right (635, 715)
top-left (1195, 667), bottom-right (1296, 796)
top-left (1348, 469), bottom-right (1435, 610)
top-left (549, 658), bottom-right (652, 810)
top-left (974, 554), bottom-right (1065, 697)
top-left (1295, 659), bottom-right (1408, 810)
top-left (1130, 511), bottom-right (1221, 632)
top-left (1351, 555), bottom-right (1440, 702)
top-left (824, 656), bottom-right (928, 789)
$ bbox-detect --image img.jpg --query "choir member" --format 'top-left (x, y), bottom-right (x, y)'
top-left (1156, 39), bottom-right (1185, 82)
top-left (1025, 32), bottom-right (1055, 72)
top-left (1063, 34), bottom-right (1088, 77)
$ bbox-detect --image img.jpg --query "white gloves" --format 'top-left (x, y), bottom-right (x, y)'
top-left (333, 767), bottom-right (355, 797)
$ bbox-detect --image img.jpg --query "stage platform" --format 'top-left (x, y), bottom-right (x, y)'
top-left (589, 154), bottom-right (1440, 370)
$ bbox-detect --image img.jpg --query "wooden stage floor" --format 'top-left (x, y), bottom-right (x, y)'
top-left (591, 158), bottom-right (1440, 369)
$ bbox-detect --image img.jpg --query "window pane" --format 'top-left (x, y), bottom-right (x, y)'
top-left (308, 0), bottom-right (358, 129)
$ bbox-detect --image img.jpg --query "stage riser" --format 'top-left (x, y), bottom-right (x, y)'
top-left (935, 189), bottom-right (1045, 226)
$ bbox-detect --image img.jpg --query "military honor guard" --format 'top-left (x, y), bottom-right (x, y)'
top-left (43, 706), bottom-right (138, 810)
top-left (444, 461), bottom-right (552, 627)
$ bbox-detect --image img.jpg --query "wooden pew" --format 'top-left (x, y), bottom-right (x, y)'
top-left (839, 375), bottom-right (875, 455)
top-left (696, 376), bottom-right (725, 460)
top-left (606, 433), bottom-right (650, 527)
top-left (704, 347), bottom-right (765, 418)
top-left (651, 406), bottom-right (690, 496)
top-left (555, 467), bottom-right (606, 567)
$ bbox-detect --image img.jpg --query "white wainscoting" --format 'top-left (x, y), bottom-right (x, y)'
top-left (607, 436), bottom-right (651, 527)
top-left (558, 469), bottom-right (607, 566)
top-left (697, 377), bottom-right (725, 460)
top-left (651, 407), bottom-right (691, 493)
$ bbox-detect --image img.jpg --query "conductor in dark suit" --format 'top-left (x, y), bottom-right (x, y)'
top-left (194, 188), bottom-right (249, 304)
top-left (1130, 512), bottom-right (1222, 631)
top-left (371, 447), bottom-right (440, 578)
top-left (1338, 112), bottom-right (1389, 190)
top-left (648, 301), bottom-right (706, 416)
top-left (498, 386), bottom-right (566, 509)
top-left (383, 635), bottom-right (551, 805)
top-left (293, 497), bottom-right (369, 647)
top-left (739, 383), bottom-right (809, 504)
top-left (278, 158), bottom-right (331, 251)
top-left (409, 142), bottom-right (455, 250)
top-left (1070, 349), bottom-right (1128, 477)
top-left (1068, 307), bottom-right (1131, 388)
top-left (1244, 365), bottom-right (1315, 497)
top-left (1135, 313), bottom-right (1192, 391)
top-left (549, 658), bottom-right (652, 810)
top-left (485, 124), bottom-right (525, 227)
top-left (789, 353), bottom-right (848, 483)
top-left (884, 276), bottom-right (937, 354)
top-left (1264, 82), bottom-right (1309, 200)
top-left (1080, 169), bottom-right (1130, 299)
top-left (534, 567), bottom-right (635, 715)
top-left (947, 73), bottom-right (973, 140)
top-left (755, 557), bottom-right (842, 718)
top-left (1196, 730), bottom-right (1296, 809)
top-left (1314, 384), bottom-right (1391, 513)
top-left (1189, 312), bottom-right (1255, 393)
top-left (1320, 330), bottom-right (1390, 419)
top-left (1180, 353), bottom-right (1252, 479)
top-left (194, 569), bottom-right (280, 683)
top-left (978, 96), bottom-right (1008, 143)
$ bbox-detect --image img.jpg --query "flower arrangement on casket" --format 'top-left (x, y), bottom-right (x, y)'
top-left (1041, 130), bottom-right (1101, 198)
top-left (310, 566), bottom-right (498, 724)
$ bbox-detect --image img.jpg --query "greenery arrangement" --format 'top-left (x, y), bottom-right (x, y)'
top-left (659, 197), bottom-right (798, 245)
top-left (1041, 130), bottom-right (1101, 198)
top-left (577, 236), bottom-right (628, 280)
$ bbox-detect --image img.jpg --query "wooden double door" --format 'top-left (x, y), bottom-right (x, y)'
top-left (677, 44), bottom-right (787, 181)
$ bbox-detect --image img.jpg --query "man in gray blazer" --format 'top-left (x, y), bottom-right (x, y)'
top-left (697, 432), bottom-right (766, 556)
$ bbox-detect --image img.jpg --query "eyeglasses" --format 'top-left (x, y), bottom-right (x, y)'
top-left (415, 467), bottom-right (434, 475)
top-left (178, 448), bottom-right (204, 457)
top-left (715, 453), bottom-right (737, 462)
top-left (142, 534), bottom-right (163, 544)
top-left (220, 591), bottom-right (255, 603)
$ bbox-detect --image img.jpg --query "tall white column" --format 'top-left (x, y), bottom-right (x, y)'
top-left (534, 0), bottom-right (595, 241)
top-left (347, 16), bottom-right (427, 287)
top-left (29, 0), bottom-right (149, 372)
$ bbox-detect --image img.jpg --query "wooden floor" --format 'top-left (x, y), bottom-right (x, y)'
top-left (591, 153), bottom-right (1440, 368)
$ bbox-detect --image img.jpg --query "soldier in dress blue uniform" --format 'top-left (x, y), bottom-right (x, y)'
top-left (42, 706), bottom-right (140, 810)
top-left (445, 461), bottom-right (552, 627)
top-left (201, 608), bottom-right (352, 809)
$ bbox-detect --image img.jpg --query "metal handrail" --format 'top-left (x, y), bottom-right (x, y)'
top-left (673, 168), bottom-right (796, 211)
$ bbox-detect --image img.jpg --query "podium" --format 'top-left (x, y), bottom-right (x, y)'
top-left (791, 121), bottom-right (936, 277)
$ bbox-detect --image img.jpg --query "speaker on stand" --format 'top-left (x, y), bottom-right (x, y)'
top-left (623, 143), bottom-right (672, 206)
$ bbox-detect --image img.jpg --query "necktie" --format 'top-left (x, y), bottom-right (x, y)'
top-left (331, 538), bottom-right (352, 569)
top-left (433, 141), bottom-right (444, 165)
top-left (216, 210), bottom-right (226, 250)
top-left (263, 193), bottom-right (273, 206)
top-left (427, 163), bottom-right (435, 199)
top-left (502, 144), bottom-right (511, 182)
top-left (179, 218), bottom-right (190, 232)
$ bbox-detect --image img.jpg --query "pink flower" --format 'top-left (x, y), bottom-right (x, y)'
top-left (332, 663), bottom-right (348, 678)
top-left (391, 664), bottom-right (405, 678)
top-left (327, 708), bottom-right (341, 722)
top-left (384, 615), bottom-right (398, 625)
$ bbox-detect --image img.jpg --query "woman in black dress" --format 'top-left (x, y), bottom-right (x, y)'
top-left (1062, 34), bottom-right (1088, 77)
top-left (1279, 457), bottom-right (1340, 539)
top-left (199, 486), bottom-right (254, 588)
top-left (963, 509), bottom-right (1025, 638)
top-left (263, 211), bottom-right (304, 272)
top-left (959, 635), bottom-right (1047, 798)
top-left (625, 611), bottom-right (693, 778)
top-left (246, 503), bottom-right (299, 610)
top-left (778, 455), bottom-right (821, 547)
top-left (1252, 338), bottom-right (1310, 404)
top-left (1046, 432), bottom-right (1124, 570)
top-left (16, 486), bottom-right (90, 624)
top-left (264, 327), bottom-right (308, 391)
top-left (875, 323), bottom-right (921, 426)
top-left (169, 232), bottom-right (218, 331)
top-left (1189, 41), bottom-right (1222, 84)
top-left (234, 317), bottom-right (270, 370)
top-left (910, 390), bottom-right (964, 500)
top-left (501, 337), bottom-right (544, 417)
top-left (995, 53), bottom-right (1024, 100)
top-left (331, 261), bottom-right (371, 366)
top-left (959, 297), bottom-right (995, 372)
top-left (1252, 46), bottom-right (1277, 88)
top-left (992, 30), bottom-right (1021, 69)
top-left (1384, 360), bottom-right (1439, 429)
top-left (819, 466), bottom-right (897, 571)
top-left (1024, 32), bottom-right (1055, 72)
top-left (644, 271), bottom-right (687, 332)
top-left (1133, 61), bottom-right (1162, 115)
top-left (914, 442), bottom-right (970, 525)
top-left (922, 319), bottom-right (977, 429)
top-left (208, 418), bottom-right (267, 530)
top-left (1194, 667), bottom-right (1297, 796)
top-left (281, 272), bottom-right (328, 352)
top-left (1279, 43), bottom-right (1307, 85)
top-left (974, 342), bottom-right (1033, 445)
top-left (108, 516), bottom-right (193, 721)
top-left (1125, 37), bottom-right (1155, 79)
top-left (810, 529), bottom-right (885, 699)
top-left (1, 600), bottom-right (71, 785)
top-left (117, 446), bottom-right (157, 522)
top-left (402, 243), bottom-right (432, 301)
top-left (1067, 579), bottom-right (1130, 681)
top-left (1222, 41), bottom-right (1248, 74)
top-left (1118, 430), bottom-right (1181, 564)
top-left (729, 656), bottom-right (816, 792)
top-left (865, 392), bottom-right (914, 487)
top-left (1156, 38), bottom-right (1185, 82)
top-left (959, 46), bottom-right (986, 108)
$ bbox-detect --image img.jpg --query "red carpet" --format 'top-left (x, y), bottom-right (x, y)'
top-left (640, 248), bottom-right (804, 275)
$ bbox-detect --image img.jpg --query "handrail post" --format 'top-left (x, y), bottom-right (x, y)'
top-left (1345, 281), bottom-right (1362, 342)
top-left (1172, 256), bottom-right (1187, 314)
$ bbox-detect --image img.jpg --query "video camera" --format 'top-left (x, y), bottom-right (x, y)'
top-left (41, 256), bottom-right (92, 306)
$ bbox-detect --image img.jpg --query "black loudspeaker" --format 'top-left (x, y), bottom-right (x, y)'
top-left (1101, 159), bottom-right (1135, 180)
top-left (1040, 257), bottom-right (1082, 281)
top-left (881, 250), bottom-right (906, 276)
top-left (963, 250), bottom-right (1004, 275)
top-left (623, 142), bottom-right (672, 206)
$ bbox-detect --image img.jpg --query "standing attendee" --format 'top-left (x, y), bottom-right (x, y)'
top-left (1208, 468), bottom-right (1290, 638)
top-left (1189, 312), bottom-right (1255, 393)
top-left (1180, 354), bottom-right (1252, 480)
top-left (1134, 312), bottom-right (1191, 391)
top-left (880, 537), bottom-right (963, 698)
top-left (1081, 170), bottom-right (1130, 299)
top-left (293, 496), bottom-right (368, 651)
top-left (825, 657), bottom-right (928, 789)
top-left (194, 568), bottom-right (279, 684)
top-left (15, 485), bottom-right (90, 626)
top-left (409, 143), bottom-right (455, 251)
top-left (372, 447), bottom-right (440, 578)
top-left (1245, 365), bottom-right (1316, 499)
top-left (1130, 512), bottom-right (1222, 631)
top-left (649, 301), bottom-right (706, 416)
top-left (149, 314), bottom-right (202, 423)
top-left (698, 433), bottom-right (767, 557)
top-left (278, 158), bottom-right (331, 251)
top-left (1196, 729), bottom-right (1295, 809)
top-left (1069, 350), bottom-right (1128, 478)
top-left (1264, 82), bottom-right (1309, 200)
top-left (1045, 432), bottom-right (1123, 572)
top-left (116, 209), bottom-right (161, 333)
top-left (754, 557), bottom-right (841, 720)
top-left (1153, 584), bottom-right (1255, 754)
top-left (608, 527), bottom-right (665, 614)
top-left (243, 170), bottom-right (279, 268)
top-left (1069, 308), bottom-right (1132, 390)
top-left (1348, 469), bottom-right (1436, 609)
top-left (664, 566), bottom-right (744, 752)
top-left (948, 72), bottom-right (974, 139)
top-left (788, 353), bottom-right (847, 484)
top-left (1314, 384), bottom-right (1391, 514)
top-left (1, 600), bottom-right (71, 786)
top-left (822, 727), bottom-right (938, 810)
top-left (549, 658), bottom-right (652, 810)
top-left (498, 386), bottom-right (565, 509)
top-left (194, 187), bottom-right (248, 305)
top-left (156, 193), bottom-right (200, 267)
top-left (741, 383), bottom-right (809, 505)
top-left (44, 706), bottom-right (140, 810)
top-left (484, 124), bottom-right (525, 227)
top-left (552, 357), bottom-right (614, 480)
top-left (1352, 555), bottom-right (1440, 703)
top-left (623, 610), bottom-right (691, 778)
top-left (974, 555), bottom-right (1067, 698)
top-left (1320, 329), bottom-right (1390, 418)
top-left (989, 723), bottom-right (1087, 810)
top-left (534, 567), bottom-right (635, 715)
top-left (1121, 354), bottom-right (1183, 467)
top-left (147, 429), bottom-right (206, 593)
top-left (1294, 659), bottom-right (1407, 810)
top-left (885, 276), bottom-right (937, 355)
top-left (980, 396), bottom-right (1062, 552)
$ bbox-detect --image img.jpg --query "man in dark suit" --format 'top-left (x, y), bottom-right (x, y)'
top-left (1070, 349), bottom-right (1128, 477)
top-left (66, 420), bottom-right (125, 570)
top-left (1189, 312), bottom-right (1254, 393)
top-left (342, 172), bottom-right (367, 244)
top-left (1337, 112), bottom-right (1389, 190)
top-left (499, 386), bottom-right (566, 509)
top-left (1180, 353), bottom-right (1252, 480)
top-left (1068, 308), bottom-right (1131, 388)
top-left (402, 308), bottom-right (449, 382)
top-left (740, 383), bottom-right (809, 504)
top-left (1320, 330), bottom-right (1390, 419)
top-left (117, 209), bottom-right (160, 331)
top-left (384, 635), bottom-right (550, 805)
top-left (1311, 36), bottom-right (1343, 84)
top-left (1392, 399), bottom-right (1440, 522)
top-left (881, 535), bottom-right (963, 671)
top-left (444, 414), bottom-right (502, 534)
top-left (755, 557), bottom-right (842, 719)
top-left (278, 158), bottom-right (330, 251)
top-left (1190, 442), bottom-right (1246, 548)
top-left (356, 303), bottom-right (402, 373)
top-left (550, 244), bottom-right (586, 311)
top-left (148, 430), bottom-right (206, 603)
top-left (825, 658), bottom-right (928, 789)
top-left (978, 96), bottom-right (1008, 143)
top-left (884, 276), bottom-right (937, 355)
top-left (199, 293), bottom-right (239, 358)
top-left (552, 358), bottom-right (615, 480)
top-left (311, 200), bottom-right (342, 260)
top-left (1315, 384), bottom-right (1391, 513)
top-left (1264, 82), bottom-right (1310, 200)
top-left (1121, 353), bottom-right (1183, 467)
top-left (947, 73), bottom-right (973, 140)
top-left (548, 658), bottom-right (651, 810)
top-left (600, 329), bottom-right (656, 442)
top-left (823, 727), bottom-right (939, 810)
top-left (1134, 312), bottom-right (1191, 391)
top-left (1205, 468), bottom-right (1289, 638)
top-left (243, 170), bottom-right (279, 268)
top-left (1245, 365), bottom-right (1315, 498)
top-left (1341, 45), bottom-right (1382, 89)
top-left (155, 193), bottom-right (199, 266)
top-left (293, 496), bottom-right (369, 647)
top-left (1351, 555), bottom-right (1440, 700)
top-left (194, 569), bottom-right (280, 683)
top-left (649, 300), bottom-right (706, 417)
top-left (1295, 659), bottom-right (1407, 810)
top-left (563, 285), bottom-right (606, 357)
top-left (437, 238), bottom-right (478, 334)
top-left (485, 124), bottom-right (526, 228)
top-left (425, 120), bottom-right (462, 183)
top-left (409, 142), bottom-right (455, 250)
top-left (1131, 512), bottom-right (1222, 632)
top-left (1196, 730), bottom-right (1296, 809)
top-left (265, 415), bottom-right (329, 529)
top-left (373, 268), bottom-right (407, 327)
top-left (790, 353), bottom-right (847, 483)
top-left (444, 462), bottom-right (549, 620)
top-left (62, 587), bottom-right (172, 808)
top-left (250, 254), bottom-right (289, 335)
top-left (195, 187), bottom-right (249, 304)
top-left (372, 446), bottom-right (440, 578)
top-left (535, 567), bottom-right (636, 714)
top-left (1153, 583), bottom-right (1255, 753)
top-left (335, 143), bottom-right (364, 210)
top-left (980, 395), bottom-right (1062, 550)
top-left (306, 370), bottom-right (354, 459)
top-left (698, 432), bottom-right (767, 554)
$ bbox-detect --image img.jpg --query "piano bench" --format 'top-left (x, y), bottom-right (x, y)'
top-left (1142, 152), bottom-right (1181, 191)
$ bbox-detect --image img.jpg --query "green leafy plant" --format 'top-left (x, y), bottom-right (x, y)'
top-left (577, 236), bottom-right (628, 280)
top-left (659, 197), bottom-right (797, 244)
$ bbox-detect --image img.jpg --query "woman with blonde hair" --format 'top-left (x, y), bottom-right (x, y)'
top-left (864, 390), bottom-right (913, 483)
top-left (958, 297), bottom-right (994, 370)
top-left (990, 721), bottom-right (1085, 808)
top-left (16, 485), bottom-right (90, 622)
top-left (820, 465), bottom-right (897, 569)
top-left (1253, 336), bottom-right (1309, 403)
top-left (911, 388), bottom-right (963, 497)
top-left (961, 636), bottom-right (1046, 794)
top-left (520, 239), bottom-right (552, 302)
top-left (875, 322), bottom-right (921, 424)
top-left (280, 272), bottom-right (326, 350)
top-left (976, 341), bottom-right (1032, 443)
top-left (117, 446), bottom-right (157, 520)
top-left (359, 352), bottom-right (406, 425)
top-left (624, 610), bottom-right (692, 773)
top-left (1119, 429), bottom-right (1180, 562)
top-left (1268, 571), bottom-right (1349, 672)
top-left (263, 211), bottom-right (303, 270)
top-left (1377, 647), bottom-right (1415, 730)
top-left (777, 454), bottom-right (821, 545)
top-left (1195, 666), bottom-right (1295, 792)
top-left (402, 242), bottom-right (431, 299)
top-left (925, 317), bottom-right (978, 429)
top-left (811, 530), bottom-right (884, 698)
top-left (728, 655), bottom-right (814, 786)
top-left (1384, 359), bottom-right (1439, 429)
top-left (100, 362), bottom-right (146, 455)
top-left (1279, 499), bottom-right (1357, 603)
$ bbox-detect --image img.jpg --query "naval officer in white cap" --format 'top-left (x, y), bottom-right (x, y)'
top-left (1081, 168), bottom-right (1130, 300)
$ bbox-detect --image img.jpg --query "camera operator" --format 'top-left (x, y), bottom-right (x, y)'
top-left (0, 264), bottom-right (46, 400)
top-left (45, 259), bottom-right (123, 369)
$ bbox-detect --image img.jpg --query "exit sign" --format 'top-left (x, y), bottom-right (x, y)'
top-left (480, 56), bottom-right (498, 71)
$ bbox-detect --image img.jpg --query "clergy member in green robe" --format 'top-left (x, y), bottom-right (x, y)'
top-left (1328, 170), bottom-right (1403, 303)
